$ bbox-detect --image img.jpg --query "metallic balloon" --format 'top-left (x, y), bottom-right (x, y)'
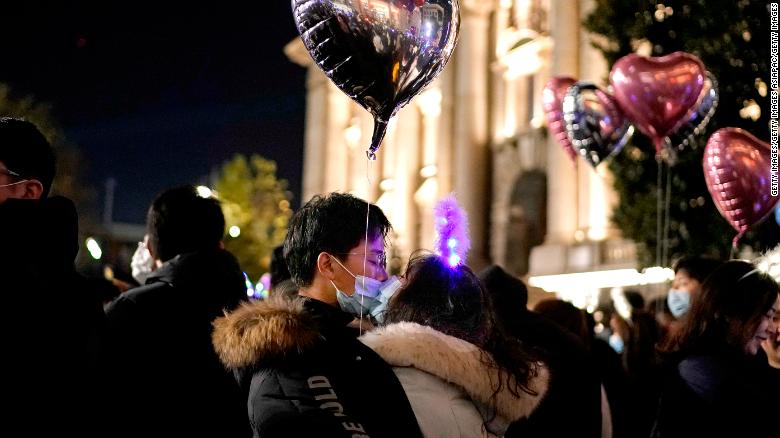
top-left (664, 71), bottom-right (719, 155)
top-left (703, 128), bottom-right (779, 244)
top-left (543, 76), bottom-right (578, 163)
top-left (563, 81), bottom-right (634, 168)
top-left (291, 0), bottom-right (460, 159)
top-left (610, 52), bottom-right (706, 154)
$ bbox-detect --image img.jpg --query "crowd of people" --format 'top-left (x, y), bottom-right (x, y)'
top-left (1, 116), bottom-right (778, 437)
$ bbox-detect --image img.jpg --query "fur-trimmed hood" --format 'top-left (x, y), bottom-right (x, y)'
top-left (212, 295), bottom-right (324, 370)
top-left (359, 322), bottom-right (549, 422)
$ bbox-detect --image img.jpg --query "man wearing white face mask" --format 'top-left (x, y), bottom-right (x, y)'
top-left (212, 193), bottom-right (423, 438)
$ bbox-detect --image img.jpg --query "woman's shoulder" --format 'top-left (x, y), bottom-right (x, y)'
top-left (360, 322), bottom-right (550, 422)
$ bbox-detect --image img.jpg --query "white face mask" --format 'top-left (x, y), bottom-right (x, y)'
top-left (131, 240), bottom-right (155, 284)
top-left (667, 288), bottom-right (691, 319)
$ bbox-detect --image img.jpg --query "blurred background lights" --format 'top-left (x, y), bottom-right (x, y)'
top-left (228, 225), bottom-right (241, 238)
top-left (196, 185), bottom-right (213, 198)
top-left (85, 237), bottom-right (102, 260)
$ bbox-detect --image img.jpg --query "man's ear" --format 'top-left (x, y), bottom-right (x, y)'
top-left (316, 252), bottom-right (337, 280)
top-left (20, 179), bottom-right (44, 200)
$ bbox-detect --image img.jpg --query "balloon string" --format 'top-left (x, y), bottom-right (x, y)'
top-left (358, 156), bottom-right (375, 336)
top-left (656, 156), bottom-right (662, 268)
top-left (730, 231), bottom-right (745, 259)
top-left (662, 161), bottom-right (672, 268)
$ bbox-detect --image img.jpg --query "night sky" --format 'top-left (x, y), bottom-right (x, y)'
top-left (0, 2), bottom-right (306, 224)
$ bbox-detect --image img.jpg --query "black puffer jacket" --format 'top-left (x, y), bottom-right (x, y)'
top-left (212, 295), bottom-right (423, 438)
top-left (1, 196), bottom-right (105, 437)
top-left (101, 249), bottom-right (249, 438)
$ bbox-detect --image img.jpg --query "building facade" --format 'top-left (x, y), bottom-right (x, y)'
top-left (286, 0), bottom-right (659, 304)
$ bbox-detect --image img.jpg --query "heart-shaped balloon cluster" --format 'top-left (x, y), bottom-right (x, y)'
top-left (292, 0), bottom-right (460, 159)
top-left (562, 82), bottom-right (634, 168)
top-left (703, 128), bottom-right (779, 243)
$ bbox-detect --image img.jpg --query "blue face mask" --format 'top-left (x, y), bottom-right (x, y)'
top-left (608, 333), bottom-right (624, 354)
top-left (332, 277), bottom-right (401, 322)
top-left (329, 255), bottom-right (401, 322)
top-left (667, 288), bottom-right (691, 318)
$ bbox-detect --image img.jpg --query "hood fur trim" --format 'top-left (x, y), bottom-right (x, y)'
top-left (212, 295), bottom-right (320, 369)
top-left (360, 322), bottom-right (549, 421)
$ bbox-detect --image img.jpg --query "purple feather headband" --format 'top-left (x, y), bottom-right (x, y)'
top-left (433, 194), bottom-right (470, 268)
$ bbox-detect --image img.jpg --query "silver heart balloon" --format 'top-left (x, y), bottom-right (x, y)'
top-left (563, 82), bottom-right (634, 168)
top-left (292, 0), bottom-right (460, 159)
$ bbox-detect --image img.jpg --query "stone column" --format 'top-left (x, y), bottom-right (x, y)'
top-left (544, 0), bottom-right (580, 244)
top-left (452, 0), bottom-right (494, 270)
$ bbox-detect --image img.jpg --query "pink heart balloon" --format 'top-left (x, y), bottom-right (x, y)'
top-left (610, 52), bottom-right (706, 153)
top-left (543, 76), bottom-right (578, 163)
top-left (703, 128), bottom-right (779, 244)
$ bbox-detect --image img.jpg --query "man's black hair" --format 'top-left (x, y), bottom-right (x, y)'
top-left (283, 193), bottom-right (391, 287)
top-left (146, 186), bottom-right (225, 262)
top-left (0, 117), bottom-right (56, 196)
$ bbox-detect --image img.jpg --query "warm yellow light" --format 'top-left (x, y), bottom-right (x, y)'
top-left (528, 267), bottom-right (674, 293)
top-left (229, 226), bottom-right (241, 238)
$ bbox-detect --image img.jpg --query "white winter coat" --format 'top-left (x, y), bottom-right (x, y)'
top-left (360, 322), bottom-right (550, 437)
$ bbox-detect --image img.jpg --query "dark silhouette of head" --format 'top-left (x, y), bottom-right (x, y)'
top-left (533, 299), bottom-right (590, 344)
top-left (0, 117), bottom-right (55, 199)
top-left (283, 193), bottom-right (391, 287)
top-left (672, 255), bottom-right (722, 283)
top-left (478, 264), bottom-right (529, 323)
top-left (146, 186), bottom-right (225, 262)
top-left (269, 245), bottom-right (291, 288)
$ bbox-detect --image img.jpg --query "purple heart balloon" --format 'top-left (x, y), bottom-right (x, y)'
top-left (703, 128), bottom-right (779, 244)
top-left (292, 0), bottom-right (460, 160)
top-left (563, 82), bottom-right (634, 168)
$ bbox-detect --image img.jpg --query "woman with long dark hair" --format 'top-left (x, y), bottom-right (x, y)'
top-left (652, 260), bottom-right (780, 437)
top-left (359, 252), bottom-right (550, 437)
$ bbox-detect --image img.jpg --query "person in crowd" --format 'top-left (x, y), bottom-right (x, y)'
top-left (0, 116), bottom-right (104, 436)
top-left (212, 193), bottom-right (422, 437)
top-left (478, 265), bottom-right (602, 438)
top-left (666, 256), bottom-right (722, 320)
top-left (761, 308), bottom-right (780, 369)
top-left (535, 299), bottom-right (631, 438)
top-left (652, 260), bottom-right (780, 437)
top-left (610, 292), bottom-right (662, 437)
top-left (100, 185), bottom-right (250, 438)
top-left (268, 243), bottom-right (299, 299)
top-left (358, 254), bottom-right (550, 437)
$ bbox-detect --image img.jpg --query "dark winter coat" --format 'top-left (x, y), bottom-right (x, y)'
top-left (101, 249), bottom-right (249, 438)
top-left (212, 295), bottom-right (423, 438)
top-left (652, 349), bottom-right (777, 437)
top-left (0, 196), bottom-right (105, 436)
